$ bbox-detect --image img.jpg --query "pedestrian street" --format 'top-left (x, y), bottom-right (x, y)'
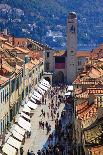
top-left (23, 85), bottom-right (73, 155)
top-left (23, 89), bottom-right (65, 154)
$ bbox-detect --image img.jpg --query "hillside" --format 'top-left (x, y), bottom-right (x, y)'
top-left (0, 0), bottom-right (103, 49)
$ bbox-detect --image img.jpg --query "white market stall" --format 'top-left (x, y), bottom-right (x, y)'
top-left (2, 143), bottom-right (17, 155)
top-left (6, 136), bottom-right (22, 149)
top-left (22, 104), bottom-right (31, 113)
top-left (38, 84), bottom-right (48, 91)
top-left (18, 117), bottom-right (31, 132)
top-left (27, 101), bottom-right (38, 110)
top-left (37, 87), bottom-right (45, 95)
top-left (14, 124), bottom-right (25, 136)
top-left (21, 112), bottom-right (30, 120)
top-left (12, 130), bottom-right (24, 141)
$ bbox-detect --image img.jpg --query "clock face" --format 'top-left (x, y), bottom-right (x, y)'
top-left (70, 25), bottom-right (75, 33)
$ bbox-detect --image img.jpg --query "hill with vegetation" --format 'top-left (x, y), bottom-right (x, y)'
top-left (0, 0), bottom-right (103, 49)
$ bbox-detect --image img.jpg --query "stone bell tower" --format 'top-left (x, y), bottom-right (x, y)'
top-left (66, 12), bottom-right (77, 84)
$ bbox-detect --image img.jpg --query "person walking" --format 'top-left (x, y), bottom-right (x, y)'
top-left (20, 147), bottom-right (24, 155)
top-left (47, 112), bottom-right (49, 119)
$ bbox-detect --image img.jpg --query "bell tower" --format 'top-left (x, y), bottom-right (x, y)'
top-left (67, 12), bottom-right (77, 84)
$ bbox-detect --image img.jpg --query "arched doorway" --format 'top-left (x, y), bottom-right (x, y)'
top-left (56, 71), bottom-right (64, 83)
top-left (44, 77), bottom-right (50, 83)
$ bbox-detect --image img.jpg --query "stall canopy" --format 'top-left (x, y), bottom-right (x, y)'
top-left (18, 117), bottom-right (31, 132)
top-left (67, 85), bottom-right (73, 91)
top-left (40, 79), bottom-right (51, 88)
top-left (37, 87), bottom-right (45, 95)
top-left (40, 82), bottom-right (50, 88)
top-left (32, 94), bottom-right (41, 101)
top-left (42, 79), bottom-right (50, 85)
top-left (38, 84), bottom-right (48, 91)
top-left (30, 97), bottom-right (36, 103)
top-left (33, 90), bottom-right (42, 98)
top-left (65, 92), bottom-right (72, 96)
top-left (7, 136), bottom-right (22, 149)
top-left (12, 130), bottom-right (24, 141)
top-left (14, 124), bottom-right (25, 136)
top-left (22, 104), bottom-right (31, 113)
top-left (2, 143), bottom-right (17, 155)
top-left (21, 112), bottom-right (30, 120)
top-left (27, 101), bottom-right (38, 110)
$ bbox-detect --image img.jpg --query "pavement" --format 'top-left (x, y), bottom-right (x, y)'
top-left (23, 91), bottom-right (66, 154)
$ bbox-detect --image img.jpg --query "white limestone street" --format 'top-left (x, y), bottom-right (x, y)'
top-left (22, 86), bottom-right (73, 155)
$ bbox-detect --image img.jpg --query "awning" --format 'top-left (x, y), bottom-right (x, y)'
top-left (67, 85), bottom-right (73, 91)
top-left (40, 81), bottom-right (51, 88)
top-left (40, 79), bottom-right (51, 87)
top-left (65, 92), bottom-right (72, 96)
top-left (37, 87), bottom-right (45, 95)
top-left (38, 84), bottom-right (48, 91)
top-left (33, 90), bottom-right (42, 98)
top-left (7, 136), bottom-right (22, 149)
top-left (22, 104), bottom-right (31, 113)
top-left (32, 94), bottom-right (41, 101)
top-left (18, 117), bottom-right (31, 132)
top-left (30, 97), bottom-right (36, 103)
top-left (27, 101), bottom-right (38, 110)
top-left (21, 112), bottom-right (30, 120)
top-left (12, 130), bottom-right (24, 141)
top-left (42, 79), bottom-right (50, 85)
top-left (14, 125), bottom-right (25, 136)
top-left (2, 143), bottom-right (17, 155)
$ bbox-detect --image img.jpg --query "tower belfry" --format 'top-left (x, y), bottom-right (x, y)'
top-left (66, 12), bottom-right (77, 84)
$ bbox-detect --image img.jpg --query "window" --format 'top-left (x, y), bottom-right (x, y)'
top-left (5, 89), bottom-right (6, 102)
top-left (3, 90), bottom-right (4, 102)
top-left (1, 92), bottom-right (2, 103)
top-left (7, 87), bottom-right (9, 101)
top-left (16, 78), bottom-right (19, 90)
top-left (47, 52), bottom-right (49, 58)
top-left (45, 61), bottom-right (49, 71)
top-left (11, 79), bottom-right (15, 93)
top-left (22, 69), bottom-right (23, 77)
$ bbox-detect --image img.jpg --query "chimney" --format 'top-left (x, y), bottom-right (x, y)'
top-left (3, 29), bottom-right (8, 35)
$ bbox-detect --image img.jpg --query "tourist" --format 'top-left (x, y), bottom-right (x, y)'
top-left (47, 112), bottom-right (49, 119)
top-left (43, 111), bottom-right (45, 118)
top-left (20, 147), bottom-right (24, 155)
top-left (37, 150), bottom-right (41, 155)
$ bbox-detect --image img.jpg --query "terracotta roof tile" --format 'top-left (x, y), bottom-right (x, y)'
top-left (14, 46), bottom-right (30, 54)
top-left (0, 75), bottom-right (9, 85)
top-left (3, 42), bottom-right (13, 50)
top-left (90, 145), bottom-right (103, 154)
top-left (76, 51), bottom-right (90, 57)
top-left (0, 36), bottom-right (7, 41)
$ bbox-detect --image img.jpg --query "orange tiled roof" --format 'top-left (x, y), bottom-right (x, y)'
top-left (0, 75), bottom-right (9, 85)
top-left (25, 62), bottom-right (34, 70)
top-left (0, 36), bottom-right (7, 42)
top-left (29, 51), bottom-right (43, 60)
top-left (3, 42), bottom-right (13, 50)
top-left (13, 37), bottom-right (27, 46)
top-left (14, 46), bottom-right (30, 54)
top-left (76, 90), bottom-right (89, 99)
top-left (76, 51), bottom-right (90, 57)
top-left (90, 145), bottom-right (103, 155)
top-left (77, 103), bottom-right (97, 121)
top-left (88, 67), bottom-right (103, 79)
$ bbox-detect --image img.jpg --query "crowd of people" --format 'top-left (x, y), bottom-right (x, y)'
top-left (24, 84), bottom-right (73, 155)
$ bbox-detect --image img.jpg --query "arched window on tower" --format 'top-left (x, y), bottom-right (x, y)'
top-left (70, 25), bottom-right (75, 33)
